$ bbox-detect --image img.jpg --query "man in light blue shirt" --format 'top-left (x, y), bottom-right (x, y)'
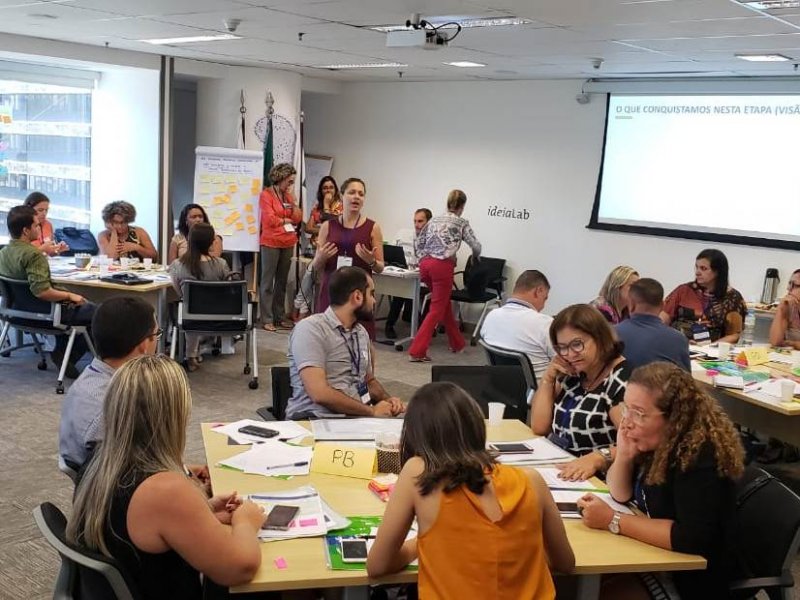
top-left (616, 278), bottom-right (691, 371)
top-left (58, 297), bottom-right (160, 470)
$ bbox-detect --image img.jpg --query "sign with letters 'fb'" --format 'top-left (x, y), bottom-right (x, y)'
top-left (311, 443), bottom-right (376, 479)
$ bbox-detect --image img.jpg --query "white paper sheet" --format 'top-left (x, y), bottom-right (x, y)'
top-left (756, 378), bottom-right (800, 399)
top-left (534, 467), bottom-right (606, 491)
top-left (311, 418), bottom-right (404, 441)
top-left (769, 352), bottom-right (796, 365)
top-left (212, 419), bottom-right (311, 444)
top-left (247, 486), bottom-right (327, 541)
top-left (218, 440), bottom-right (313, 477)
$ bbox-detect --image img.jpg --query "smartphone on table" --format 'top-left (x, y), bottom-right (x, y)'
top-left (489, 442), bottom-right (532, 454)
top-left (340, 538), bottom-right (369, 563)
top-left (238, 425), bottom-right (280, 439)
top-left (263, 505), bottom-right (300, 531)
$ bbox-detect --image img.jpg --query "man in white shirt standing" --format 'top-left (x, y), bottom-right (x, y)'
top-left (480, 270), bottom-right (555, 381)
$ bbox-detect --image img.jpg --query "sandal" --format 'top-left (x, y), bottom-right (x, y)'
top-left (276, 320), bottom-right (294, 330)
top-left (262, 323), bottom-right (277, 332)
top-left (409, 355), bottom-right (432, 363)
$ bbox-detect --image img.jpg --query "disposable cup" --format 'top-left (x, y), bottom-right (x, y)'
top-left (488, 402), bottom-right (505, 425)
top-left (143, 258), bottom-right (153, 269)
top-left (781, 379), bottom-right (796, 402)
top-left (791, 350), bottom-right (800, 368)
top-left (717, 342), bottom-right (731, 359)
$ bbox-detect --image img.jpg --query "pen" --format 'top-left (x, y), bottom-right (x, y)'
top-left (263, 461), bottom-right (310, 470)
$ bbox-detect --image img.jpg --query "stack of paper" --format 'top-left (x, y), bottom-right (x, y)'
top-left (495, 437), bottom-right (573, 465)
top-left (247, 486), bottom-right (327, 541)
top-left (769, 352), bottom-right (796, 366)
top-left (218, 439), bottom-right (312, 476)
top-left (714, 375), bottom-right (745, 389)
top-left (311, 418), bottom-right (404, 441)
top-left (212, 419), bottom-right (311, 444)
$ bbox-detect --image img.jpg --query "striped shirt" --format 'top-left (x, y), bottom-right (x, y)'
top-left (414, 212), bottom-right (481, 261)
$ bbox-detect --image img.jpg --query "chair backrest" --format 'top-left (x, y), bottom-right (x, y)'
top-left (270, 366), bottom-right (292, 421)
top-left (431, 365), bottom-right (528, 422)
top-left (181, 280), bottom-right (248, 321)
top-left (463, 256), bottom-right (506, 298)
top-left (478, 338), bottom-right (538, 392)
top-left (0, 276), bottom-right (57, 322)
top-left (54, 228), bottom-right (99, 256)
top-left (730, 466), bottom-right (800, 591)
top-left (32, 503), bottom-right (140, 600)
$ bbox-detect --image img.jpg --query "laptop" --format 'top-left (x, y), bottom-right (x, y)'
top-left (382, 244), bottom-right (408, 269)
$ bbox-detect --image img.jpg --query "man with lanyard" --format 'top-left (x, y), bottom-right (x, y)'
top-left (480, 270), bottom-right (555, 381)
top-left (287, 266), bottom-right (405, 419)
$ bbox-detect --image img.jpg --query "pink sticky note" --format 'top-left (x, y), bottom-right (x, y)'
top-left (274, 557), bottom-right (288, 570)
top-left (298, 518), bottom-right (318, 527)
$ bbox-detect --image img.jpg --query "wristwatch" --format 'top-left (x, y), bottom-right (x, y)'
top-left (608, 511), bottom-right (622, 534)
top-left (598, 447), bottom-right (612, 467)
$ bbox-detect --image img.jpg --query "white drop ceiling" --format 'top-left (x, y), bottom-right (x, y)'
top-left (2, 0), bottom-right (800, 80)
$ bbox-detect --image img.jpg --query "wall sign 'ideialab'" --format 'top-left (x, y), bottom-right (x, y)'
top-left (487, 205), bottom-right (530, 220)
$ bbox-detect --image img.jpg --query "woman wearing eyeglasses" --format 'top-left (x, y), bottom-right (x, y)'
top-left (532, 304), bottom-right (630, 481)
top-left (769, 269), bottom-right (800, 350)
top-left (577, 362), bottom-right (744, 600)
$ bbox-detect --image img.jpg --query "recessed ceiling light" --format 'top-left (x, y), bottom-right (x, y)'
top-left (370, 16), bottom-right (532, 33)
top-left (140, 34), bottom-right (241, 45)
top-left (738, 0), bottom-right (800, 8)
top-left (735, 53), bottom-right (792, 61)
top-left (444, 61), bottom-right (486, 67)
top-left (313, 62), bottom-right (408, 70)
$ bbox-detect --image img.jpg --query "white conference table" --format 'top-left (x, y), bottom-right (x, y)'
top-left (373, 268), bottom-right (421, 351)
top-left (202, 419), bottom-right (705, 599)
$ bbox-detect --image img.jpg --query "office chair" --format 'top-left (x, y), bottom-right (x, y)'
top-left (170, 280), bottom-right (258, 389)
top-left (728, 466), bottom-right (800, 600)
top-left (431, 365), bottom-right (528, 423)
top-left (256, 365), bottom-right (292, 422)
top-left (478, 338), bottom-right (538, 410)
top-left (449, 256), bottom-right (506, 346)
top-left (0, 276), bottom-right (96, 394)
top-left (33, 503), bottom-right (141, 600)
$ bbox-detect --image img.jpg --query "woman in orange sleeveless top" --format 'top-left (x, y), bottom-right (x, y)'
top-left (367, 382), bottom-right (575, 599)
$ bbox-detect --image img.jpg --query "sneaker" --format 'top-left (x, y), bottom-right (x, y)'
top-left (409, 355), bottom-right (432, 363)
top-left (385, 325), bottom-right (398, 340)
top-left (51, 350), bottom-right (79, 379)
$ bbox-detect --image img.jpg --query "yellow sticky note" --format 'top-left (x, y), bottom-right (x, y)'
top-left (213, 195), bottom-right (226, 205)
top-left (235, 221), bottom-right (244, 231)
top-left (224, 211), bottom-right (241, 226)
top-left (239, 175), bottom-right (250, 185)
top-left (222, 229), bottom-right (233, 236)
top-left (228, 184), bottom-right (238, 194)
top-left (252, 178), bottom-right (261, 190)
top-left (311, 443), bottom-right (376, 480)
top-left (198, 185), bottom-right (211, 195)
top-left (222, 195), bottom-right (232, 204)
top-left (244, 203), bottom-right (253, 213)
top-left (210, 176), bottom-right (223, 184)
top-left (246, 215), bottom-right (256, 224)
top-left (247, 225), bottom-right (257, 235)
top-left (225, 175), bottom-right (237, 184)
top-left (199, 175), bottom-right (212, 184)
top-left (737, 347), bottom-right (770, 366)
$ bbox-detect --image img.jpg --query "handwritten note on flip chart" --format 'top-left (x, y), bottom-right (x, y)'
top-left (736, 347), bottom-right (770, 366)
top-left (193, 147), bottom-right (263, 252)
top-left (311, 443), bottom-right (376, 479)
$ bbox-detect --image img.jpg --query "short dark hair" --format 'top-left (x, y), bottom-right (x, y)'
top-left (696, 248), bottom-right (729, 299)
top-left (340, 177), bottom-right (366, 196)
top-left (7, 205), bottom-right (36, 239)
top-left (550, 303), bottom-right (623, 364)
top-left (630, 278), bottom-right (664, 307)
top-left (177, 203), bottom-right (210, 237)
top-left (91, 297), bottom-right (156, 360)
top-left (514, 269), bottom-right (550, 293)
top-left (328, 266), bottom-right (369, 307)
top-left (24, 191), bottom-right (50, 210)
top-left (415, 208), bottom-right (432, 221)
top-left (401, 382), bottom-right (496, 496)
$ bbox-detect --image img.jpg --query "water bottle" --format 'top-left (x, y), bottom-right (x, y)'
top-left (742, 308), bottom-right (755, 345)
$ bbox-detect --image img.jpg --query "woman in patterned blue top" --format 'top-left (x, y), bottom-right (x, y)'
top-left (532, 304), bottom-right (631, 481)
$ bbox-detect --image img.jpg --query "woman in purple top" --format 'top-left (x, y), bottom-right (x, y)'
top-left (312, 177), bottom-right (385, 339)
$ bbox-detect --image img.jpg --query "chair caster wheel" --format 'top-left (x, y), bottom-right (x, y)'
top-left (394, 344), bottom-right (403, 352)
top-left (470, 339), bottom-right (477, 346)
top-left (56, 385), bottom-right (65, 395)
top-left (244, 365), bottom-right (251, 375)
top-left (458, 323), bottom-right (465, 332)
top-left (437, 325), bottom-right (445, 334)
top-left (0, 351), bottom-right (9, 358)
top-left (249, 379), bottom-right (259, 390)
top-left (38, 360), bottom-right (47, 370)
top-left (212, 349), bottom-right (221, 357)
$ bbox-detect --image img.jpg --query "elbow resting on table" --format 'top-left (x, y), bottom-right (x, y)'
top-left (208, 549), bottom-right (262, 587)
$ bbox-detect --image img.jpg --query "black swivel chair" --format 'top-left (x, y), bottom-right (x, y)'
top-left (0, 276), bottom-right (95, 394)
top-left (170, 280), bottom-right (258, 389)
top-left (478, 338), bottom-right (538, 420)
top-left (728, 466), bottom-right (800, 600)
top-left (449, 256), bottom-right (506, 346)
top-left (256, 365), bottom-right (292, 422)
top-left (33, 503), bottom-right (142, 600)
top-left (431, 365), bottom-right (528, 423)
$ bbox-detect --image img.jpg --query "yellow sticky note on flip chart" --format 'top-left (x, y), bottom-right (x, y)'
top-left (311, 443), bottom-right (376, 479)
top-left (247, 225), bottom-right (257, 235)
top-left (246, 215), bottom-right (256, 225)
top-left (224, 211), bottom-right (241, 226)
top-left (235, 221), bottom-right (244, 231)
top-left (244, 203), bottom-right (253, 213)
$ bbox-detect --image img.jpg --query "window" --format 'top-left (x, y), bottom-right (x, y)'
top-left (0, 80), bottom-right (91, 240)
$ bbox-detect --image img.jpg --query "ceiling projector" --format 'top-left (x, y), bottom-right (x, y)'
top-left (386, 29), bottom-right (449, 49)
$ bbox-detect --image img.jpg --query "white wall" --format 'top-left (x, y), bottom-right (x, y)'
top-left (91, 67), bottom-right (161, 241)
top-left (303, 80), bottom-right (799, 315)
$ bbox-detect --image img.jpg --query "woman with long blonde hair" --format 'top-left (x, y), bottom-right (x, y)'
top-left (577, 362), bottom-right (744, 599)
top-left (67, 355), bottom-right (265, 598)
top-left (591, 265), bottom-right (639, 324)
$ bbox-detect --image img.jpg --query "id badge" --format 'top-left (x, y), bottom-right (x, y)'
top-left (690, 323), bottom-right (710, 341)
top-left (548, 432), bottom-right (572, 450)
top-left (357, 381), bottom-right (370, 404)
top-left (283, 223), bottom-right (295, 233)
top-left (337, 255), bottom-right (353, 269)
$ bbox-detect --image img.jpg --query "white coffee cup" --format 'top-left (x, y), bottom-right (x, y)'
top-left (487, 402), bottom-right (505, 425)
top-left (791, 350), bottom-right (800, 368)
top-left (780, 379), bottom-right (796, 402)
top-left (717, 342), bottom-right (731, 359)
top-left (143, 258), bottom-right (153, 268)
top-left (120, 257), bottom-right (130, 269)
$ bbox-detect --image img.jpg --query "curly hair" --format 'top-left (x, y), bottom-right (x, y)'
top-left (630, 362), bottom-right (744, 485)
top-left (102, 201), bottom-right (137, 224)
top-left (401, 382), bottom-right (496, 496)
top-left (268, 163), bottom-right (296, 185)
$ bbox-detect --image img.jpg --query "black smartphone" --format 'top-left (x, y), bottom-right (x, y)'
top-left (489, 442), bottom-right (532, 454)
top-left (556, 502), bottom-right (580, 514)
top-left (340, 539), bottom-right (369, 563)
top-left (238, 425), bottom-right (280, 439)
top-left (263, 505), bottom-right (300, 531)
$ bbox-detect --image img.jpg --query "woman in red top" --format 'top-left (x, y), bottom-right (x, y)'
top-left (24, 192), bottom-right (68, 256)
top-left (259, 163), bottom-right (302, 332)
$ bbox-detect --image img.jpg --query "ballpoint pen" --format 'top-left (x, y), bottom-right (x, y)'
top-left (263, 461), bottom-right (310, 470)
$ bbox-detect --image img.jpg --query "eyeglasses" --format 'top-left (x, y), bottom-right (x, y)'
top-left (151, 327), bottom-right (163, 340)
top-left (621, 404), bottom-right (663, 426)
top-left (554, 338), bottom-right (585, 357)
top-left (788, 282), bottom-right (800, 291)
